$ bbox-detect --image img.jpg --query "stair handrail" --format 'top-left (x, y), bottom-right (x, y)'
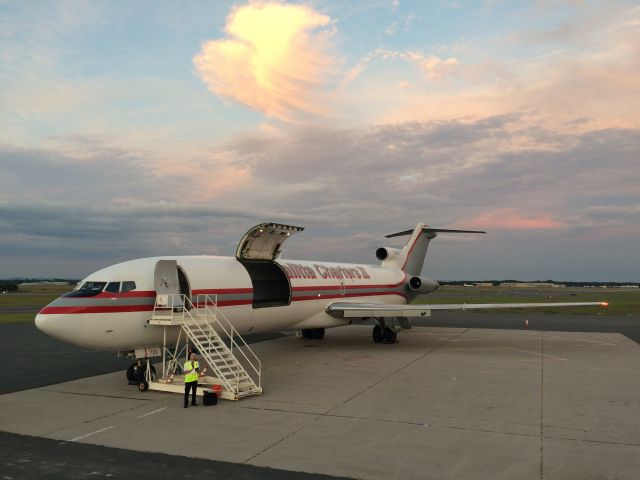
top-left (158, 294), bottom-right (242, 392)
top-left (194, 294), bottom-right (262, 390)
top-left (183, 295), bottom-right (243, 391)
top-left (152, 293), bottom-right (261, 395)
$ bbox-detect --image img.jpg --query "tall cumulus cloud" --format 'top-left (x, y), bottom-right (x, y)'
top-left (193, 1), bottom-right (335, 122)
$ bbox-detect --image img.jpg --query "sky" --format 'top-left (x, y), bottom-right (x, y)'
top-left (1, 0), bottom-right (639, 281)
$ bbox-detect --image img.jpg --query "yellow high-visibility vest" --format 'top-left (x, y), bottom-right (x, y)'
top-left (184, 360), bottom-right (199, 383)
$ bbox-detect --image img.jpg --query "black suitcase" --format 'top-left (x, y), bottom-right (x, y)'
top-left (203, 391), bottom-right (218, 406)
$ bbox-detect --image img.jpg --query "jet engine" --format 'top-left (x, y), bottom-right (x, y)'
top-left (408, 276), bottom-right (440, 294)
top-left (376, 247), bottom-right (401, 261)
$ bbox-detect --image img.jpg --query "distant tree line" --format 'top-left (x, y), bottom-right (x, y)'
top-left (0, 279), bottom-right (79, 292)
top-left (0, 282), bottom-right (18, 292)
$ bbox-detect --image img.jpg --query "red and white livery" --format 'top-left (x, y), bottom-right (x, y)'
top-left (36, 222), bottom-right (607, 351)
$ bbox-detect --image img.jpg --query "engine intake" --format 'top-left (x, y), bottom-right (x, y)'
top-left (408, 276), bottom-right (439, 294)
top-left (376, 247), bottom-right (401, 262)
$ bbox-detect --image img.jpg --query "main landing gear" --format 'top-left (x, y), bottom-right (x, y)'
top-left (300, 328), bottom-right (325, 340)
top-left (372, 322), bottom-right (398, 344)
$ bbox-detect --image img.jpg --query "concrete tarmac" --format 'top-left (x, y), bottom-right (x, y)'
top-left (2, 325), bottom-right (639, 479)
top-left (0, 322), bottom-right (283, 395)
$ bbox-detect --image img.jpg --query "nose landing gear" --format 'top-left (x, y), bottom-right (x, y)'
top-left (126, 360), bottom-right (156, 384)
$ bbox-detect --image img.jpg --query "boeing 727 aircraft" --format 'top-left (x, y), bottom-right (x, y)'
top-left (35, 222), bottom-right (606, 396)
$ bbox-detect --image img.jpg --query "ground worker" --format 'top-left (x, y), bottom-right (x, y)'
top-left (183, 352), bottom-right (199, 408)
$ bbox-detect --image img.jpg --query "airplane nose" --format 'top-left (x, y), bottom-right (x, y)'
top-left (35, 313), bottom-right (59, 336)
top-left (35, 312), bottom-right (83, 343)
top-left (35, 313), bottom-right (45, 331)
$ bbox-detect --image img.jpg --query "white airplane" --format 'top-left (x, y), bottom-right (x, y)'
top-left (35, 222), bottom-right (606, 376)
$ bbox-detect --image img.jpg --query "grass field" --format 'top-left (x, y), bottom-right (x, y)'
top-left (414, 286), bottom-right (640, 315)
top-left (17, 283), bottom-right (74, 294)
top-left (0, 313), bottom-right (37, 324)
top-left (0, 293), bottom-right (63, 308)
top-left (0, 284), bottom-right (72, 324)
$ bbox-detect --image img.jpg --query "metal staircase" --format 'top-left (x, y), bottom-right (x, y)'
top-left (149, 294), bottom-right (262, 400)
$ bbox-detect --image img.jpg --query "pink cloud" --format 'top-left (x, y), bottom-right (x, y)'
top-left (454, 208), bottom-right (565, 230)
top-left (193, 1), bottom-right (335, 122)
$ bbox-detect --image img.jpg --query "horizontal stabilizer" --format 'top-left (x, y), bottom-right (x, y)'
top-left (327, 301), bottom-right (608, 318)
top-left (385, 227), bottom-right (486, 238)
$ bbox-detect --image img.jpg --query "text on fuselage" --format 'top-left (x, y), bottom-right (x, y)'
top-left (282, 263), bottom-right (371, 280)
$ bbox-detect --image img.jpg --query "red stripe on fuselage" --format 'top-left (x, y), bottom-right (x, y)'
top-left (291, 283), bottom-right (402, 291)
top-left (39, 305), bottom-right (155, 314)
top-left (38, 293), bottom-right (406, 314)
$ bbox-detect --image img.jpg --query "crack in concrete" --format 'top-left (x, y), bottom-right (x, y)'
top-left (37, 389), bottom-right (150, 401)
top-left (326, 329), bottom-right (471, 413)
top-left (541, 434), bottom-right (640, 448)
top-left (241, 330), bottom-right (471, 465)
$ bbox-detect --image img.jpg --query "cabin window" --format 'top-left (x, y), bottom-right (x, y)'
top-left (105, 282), bottom-right (121, 293)
top-left (122, 281), bottom-right (137, 292)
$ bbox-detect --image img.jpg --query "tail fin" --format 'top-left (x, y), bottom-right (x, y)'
top-left (385, 224), bottom-right (486, 276)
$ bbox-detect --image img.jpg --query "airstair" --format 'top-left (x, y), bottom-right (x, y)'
top-left (148, 294), bottom-right (262, 400)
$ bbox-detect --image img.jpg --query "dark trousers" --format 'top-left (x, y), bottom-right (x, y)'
top-left (184, 380), bottom-right (198, 406)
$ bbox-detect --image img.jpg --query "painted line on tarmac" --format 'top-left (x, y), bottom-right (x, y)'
top-left (137, 407), bottom-right (167, 418)
top-left (508, 347), bottom-right (567, 360)
top-left (70, 425), bottom-right (115, 442)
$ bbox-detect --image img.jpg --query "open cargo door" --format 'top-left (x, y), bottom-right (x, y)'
top-left (235, 223), bottom-right (304, 308)
top-left (236, 223), bottom-right (304, 261)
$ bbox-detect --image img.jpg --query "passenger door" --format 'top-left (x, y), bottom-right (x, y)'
top-left (154, 260), bottom-right (182, 308)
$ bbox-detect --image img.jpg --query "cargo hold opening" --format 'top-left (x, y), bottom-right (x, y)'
top-left (240, 260), bottom-right (290, 308)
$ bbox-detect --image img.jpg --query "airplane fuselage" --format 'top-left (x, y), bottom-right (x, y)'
top-left (36, 255), bottom-right (411, 351)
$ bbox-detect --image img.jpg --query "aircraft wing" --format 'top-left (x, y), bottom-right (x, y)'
top-left (326, 301), bottom-right (608, 318)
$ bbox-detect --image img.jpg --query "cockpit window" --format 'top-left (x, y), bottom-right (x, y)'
top-left (105, 282), bottom-right (121, 294)
top-left (121, 281), bottom-right (137, 293)
top-left (63, 281), bottom-right (107, 297)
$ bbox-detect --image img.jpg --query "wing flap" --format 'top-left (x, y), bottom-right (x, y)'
top-left (327, 301), bottom-right (608, 318)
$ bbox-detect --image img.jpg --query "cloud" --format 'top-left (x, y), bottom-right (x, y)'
top-left (1, 117), bottom-right (638, 280)
top-left (218, 118), bottom-right (640, 237)
top-left (453, 208), bottom-right (565, 230)
top-left (404, 52), bottom-right (459, 80)
top-left (341, 48), bottom-right (460, 87)
top-left (193, 1), bottom-right (335, 122)
top-left (343, 5), bottom-right (640, 130)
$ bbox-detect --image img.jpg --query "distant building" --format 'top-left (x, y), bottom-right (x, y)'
top-left (499, 282), bottom-right (565, 288)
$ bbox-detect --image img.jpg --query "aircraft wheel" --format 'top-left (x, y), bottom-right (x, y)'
top-left (301, 329), bottom-right (311, 339)
top-left (138, 380), bottom-right (149, 392)
top-left (383, 327), bottom-right (397, 344)
top-left (372, 325), bottom-right (383, 343)
top-left (126, 363), bottom-right (136, 381)
top-left (133, 363), bottom-right (156, 381)
top-left (312, 328), bottom-right (325, 340)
